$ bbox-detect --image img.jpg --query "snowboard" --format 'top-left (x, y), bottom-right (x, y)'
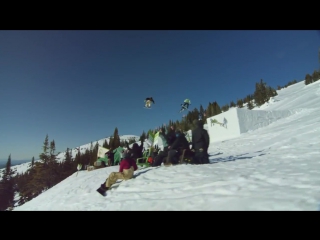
top-left (144, 107), bottom-right (152, 109)
top-left (179, 109), bottom-right (190, 113)
top-left (96, 175), bottom-right (140, 197)
top-left (96, 187), bottom-right (107, 197)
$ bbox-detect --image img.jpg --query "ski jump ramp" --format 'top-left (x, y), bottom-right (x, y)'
top-left (206, 108), bottom-right (295, 143)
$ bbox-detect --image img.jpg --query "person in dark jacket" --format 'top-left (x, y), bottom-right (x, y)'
top-left (125, 139), bottom-right (144, 161)
top-left (165, 129), bottom-right (190, 165)
top-left (191, 120), bottom-right (210, 164)
top-left (164, 124), bottom-right (176, 147)
top-left (99, 149), bottom-right (138, 192)
top-left (106, 149), bottom-right (115, 166)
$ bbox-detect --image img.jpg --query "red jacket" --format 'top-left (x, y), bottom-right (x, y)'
top-left (119, 158), bottom-right (138, 173)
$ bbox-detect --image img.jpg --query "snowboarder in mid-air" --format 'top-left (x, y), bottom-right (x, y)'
top-left (144, 97), bottom-right (155, 108)
top-left (180, 99), bottom-right (191, 112)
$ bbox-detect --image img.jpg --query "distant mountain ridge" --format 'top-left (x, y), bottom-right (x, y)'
top-left (0, 159), bottom-right (31, 169)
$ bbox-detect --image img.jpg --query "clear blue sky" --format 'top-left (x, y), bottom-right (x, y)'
top-left (1, 30), bottom-right (319, 161)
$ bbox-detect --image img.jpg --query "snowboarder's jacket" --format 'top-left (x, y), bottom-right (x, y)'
top-left (119, 157), bottom-right (138, 173)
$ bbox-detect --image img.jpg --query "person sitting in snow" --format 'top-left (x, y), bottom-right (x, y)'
top-left (164, 129), bottom-right (190, 165)
top-left (125, 138), bottom-right (144, 162)
top-left (152, 128), bottom-right (170, 166)
top-left (163, 124), bottom-right (176, 147)
top-left (99, 149), bottom-right (138, 192)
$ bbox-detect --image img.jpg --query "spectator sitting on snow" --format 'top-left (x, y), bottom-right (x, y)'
top-left (152, 129), bottom-right (169, 166)
top-left (125, 138), bottom-right (144, 161)
top-left (162, 124), bottom-right (176, 147)
top-left (165, 129), bottom-right (189, 165)
top-left (99, 149), bottom-right (138, 192)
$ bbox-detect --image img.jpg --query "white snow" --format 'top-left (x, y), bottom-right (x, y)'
top-left (206, 108), bottom-right (296, 143)
top-left (5, 80), bottom-right (320, 210)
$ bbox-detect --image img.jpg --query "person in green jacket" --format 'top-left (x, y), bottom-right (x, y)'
top-left (180, 99), bottom-right (191, 112)
top-left (113, 146), bottom-right (124, 165)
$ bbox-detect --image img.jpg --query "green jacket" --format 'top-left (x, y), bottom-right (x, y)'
top-left (184, 99), bottom-right (191, 104)
top-left (97, 157), bottom-right (108, 164)
top-left (113, 146), bottom-right (124, 165)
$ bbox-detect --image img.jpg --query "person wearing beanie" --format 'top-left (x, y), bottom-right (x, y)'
top-left (98, 149), bottom-right (138, 194)
top-left (191, 119), bottom-right (210, 164)
top-left (125, 138), bottom-right (144, 162)
top-left (164, 129), bottom-right (189, 165)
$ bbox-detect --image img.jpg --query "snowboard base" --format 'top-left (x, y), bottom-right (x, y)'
top-left (96, 187), bottom-right (107, 197)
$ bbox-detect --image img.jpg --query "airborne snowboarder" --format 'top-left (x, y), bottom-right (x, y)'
top-left (180, 99), bottom-right (191, 112)
top-left (144, 97), bottom-right (155, 108)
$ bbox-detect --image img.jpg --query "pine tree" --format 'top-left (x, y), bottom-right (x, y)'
top-left (243, 96), bottom-right (248, 104)
top-left (312, 70), bottom-right (320, 82)
top-left (63, 148), bottom-right (75, 178)
top-left (91, 142), bottom-right (99, 164)
top-left (39, 134), bottom-right (50, 165)
top-left (221, 104), bottom-right (229, 112)
top-left (46, 140), bottom-right (59, 188)
top-left (108, 135), bottom-right (114, 150)
top-left (0, 154), bottom-right (17, 211)
top-left (205, 102), bottom-right (211, 117)
top-left (319, 47), bottom-right (320, 72)
top-left (253, 80), bottom-right (264, 106)
top-left (112, 127), bottom-right (120, 149)
top-left (15, 171), bottom-right (34, 206)
top-left (139, 131), bottom-right (146, 142)
top-left (247, 101), bottom-right (254, 110)
top-left (212, 101), bottom-right (222, 115)
top-left (29, 134), bottom-right (52, 194)
top-left (237, 99), bottom-right (243, 108)
top-left (29, 156), bottom-right (35, 168)
top-left (199, 104), bottom-right (205, 119)
top-left (75, 148), bottom-right (81, 165)
top-left (305, 73), bottom-right (312, 85)
top-left (103, 139), bottom-right (110, 149)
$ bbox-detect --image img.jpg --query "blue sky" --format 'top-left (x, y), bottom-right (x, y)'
top-left (1, 30), bottom-right (319, 161)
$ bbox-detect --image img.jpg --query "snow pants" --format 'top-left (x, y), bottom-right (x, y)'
top-left (105, 166), bottom-right (134, 188)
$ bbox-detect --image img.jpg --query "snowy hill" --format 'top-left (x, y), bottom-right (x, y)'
top-left (11, 80), bottom-right (320, 210)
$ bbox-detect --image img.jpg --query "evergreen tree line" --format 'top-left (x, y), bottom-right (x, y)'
top-left (304, 70), bottom-right (320, 85)
top-left (1, 66), bottom-right (317, 210)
